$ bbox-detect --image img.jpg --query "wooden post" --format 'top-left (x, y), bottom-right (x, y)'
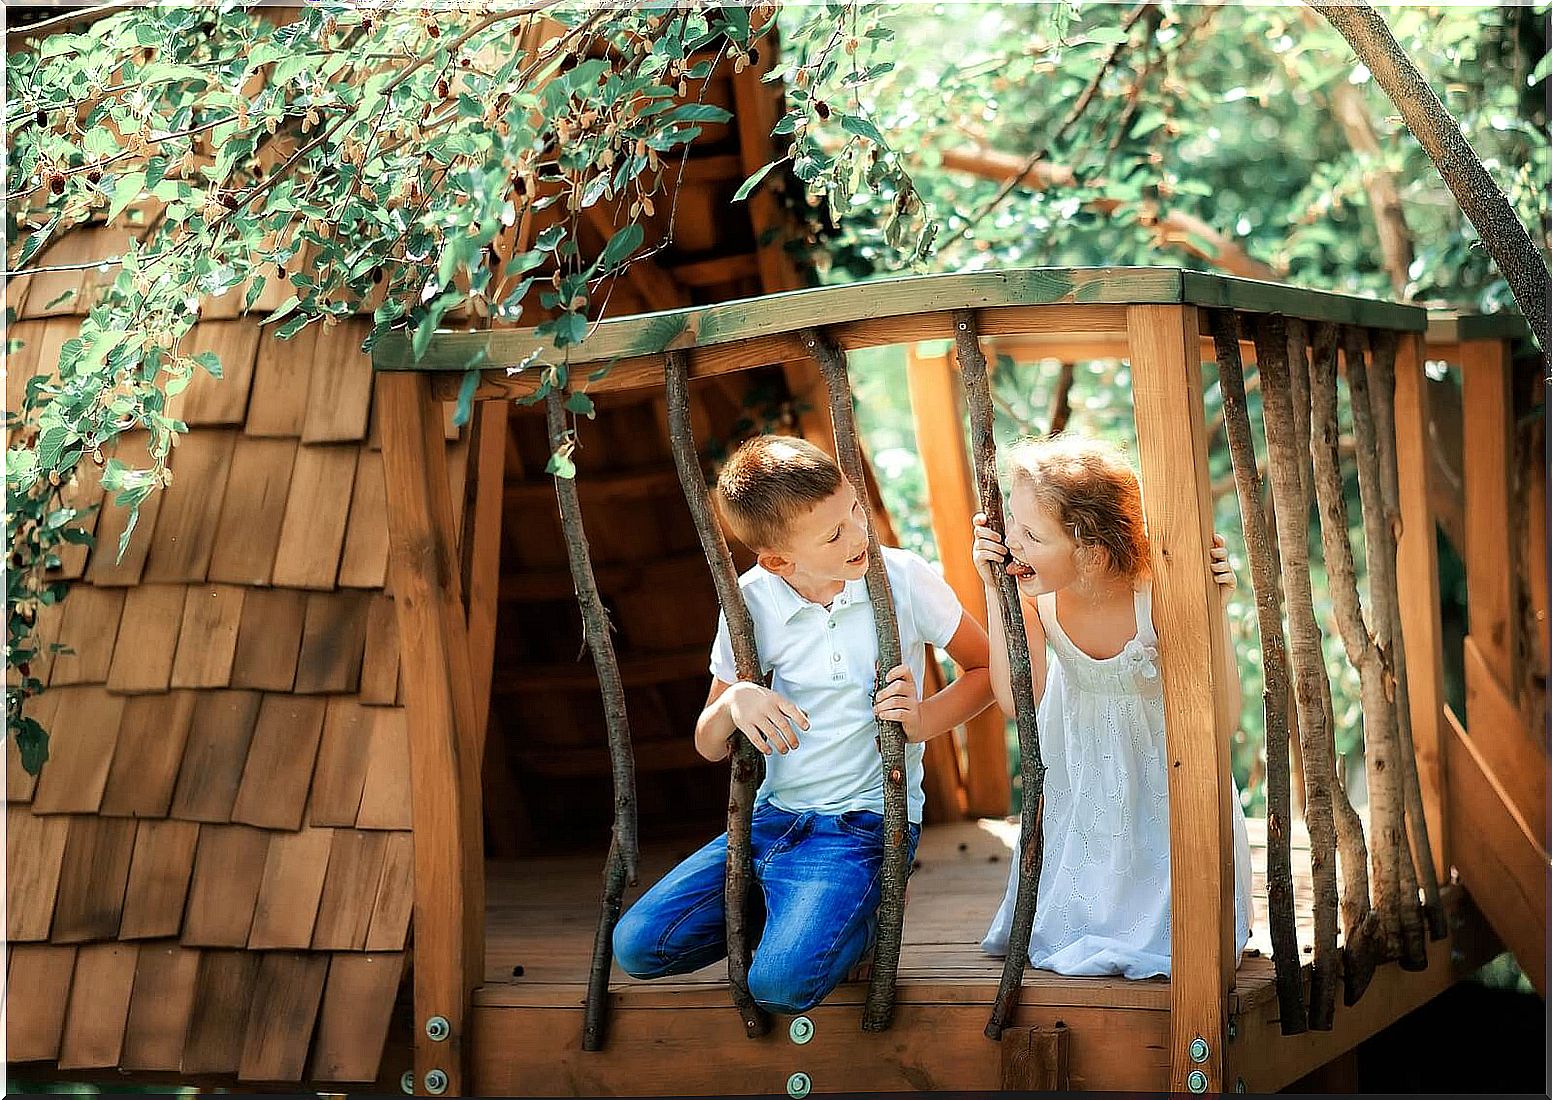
top-left (1127, 304), bottom-right (1234, 1094)
top-left (1461, 339), bottom-right (1518, 691)
top-left (380, 372), bottom-right (485, 1096)
top-left (464, 398), bottom-right (509, 750)
top-left (905, 342), bottom-right (1011, 818)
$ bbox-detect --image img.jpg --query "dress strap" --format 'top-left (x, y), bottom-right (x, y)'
top-left (1133, 581), bottom-right (1158, 648)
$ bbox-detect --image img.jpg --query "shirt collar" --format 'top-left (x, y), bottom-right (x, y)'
top-left (764, 571), bottom-right (868, 624)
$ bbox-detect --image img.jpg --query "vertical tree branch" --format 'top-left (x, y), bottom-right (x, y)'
top-left (1307, 327), bottom-right (1391, 1003)
top-left (1366, 333), bottom-right (1447, 942)
top-left (1210, 309), bottom-right (1306, 1034)
top-left (1341, 329), bottom-right (1429, 971)
top-left (663, 351), bottom-right (771, 1039)
top-left (547, 389), bottom-right (639, 1051)
top-left (1045, 361), bottom-right (1076, 437)
top-left (954, 310), bottom-right (1047, 1041)
top-left (799, 327), bottom-right (909, 1033)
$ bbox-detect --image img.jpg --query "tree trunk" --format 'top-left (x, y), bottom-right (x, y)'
top-left (547, 389), bottom-right (640, 1052)
top-left (1330, 78), bottom-right (1416, 297)
top-left (664, 351), bottom-right (771, 1038)
top-left (1210, 309), bottom-right (1307, 1034)
top-left (1045, 361), bottom-right (1076, 437)
top-left (799, 327), bottom-right (910, 1033)
top-left (1311, 0), bottom-right (1549, 354)
top-left (953, 309), bottom-right (1048, 1041)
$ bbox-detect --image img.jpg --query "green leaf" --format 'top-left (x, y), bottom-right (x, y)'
top-left (16, 719), bottom-right (48, 776)
top-left (564, 391), bottom-right (596, 419)
top-left (1082, 26), bottom-right (1132, 45)
top-left (840, 115), bottom-right (886, 146)
top-left (37, 426), bottom-right (70, 470)
top-left (545, 449), bottom-right (576, 479)
top-left (668, 103), bottom-right (733, 124)
top-left (733, 160), bottom-right (779, 202)
top-left (261, 295), bottom-right (300, 326)
top-left (108, 171), bottom-right (147, 222)
top-left (243, 275), bottom-right (267, 313)
top-left (192, 351), bottom-right (222, 379)
top-left (599, 223), bottom-right (643, 271)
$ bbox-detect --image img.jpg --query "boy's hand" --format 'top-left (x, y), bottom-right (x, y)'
top-left (873, 664), bottom-right (921, 740)
top-left (971, 512), bottom-right (1009, 587)
top-left (725, 681), bottom-right (808, 755)
top-left (1210, 533), bottom-right (1236, 600)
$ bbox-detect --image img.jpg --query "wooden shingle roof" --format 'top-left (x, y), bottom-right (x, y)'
top-left (6, 225), bottom-right (449, 1082)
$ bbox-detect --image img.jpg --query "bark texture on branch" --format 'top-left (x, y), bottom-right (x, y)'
top-left (800, 327), bottom-right (910, 1033)
top-left (953, 310), bottom-right (1047, 1041)
top-left (1307, 329), bottom-right (1391, 1004)
top-left (1341, 329), bottom-right (1429, 972)
top-left (1211, 310), bottom-right (1306, 1034)
top-left (1311, 1), bottom-right (1549, 354)
top-left (1330, 80), bottom-right (1417, 297)
top-left (664, 352), bottom-right (771, 1039)
top-left (1045, 361), bottom-right (1076, 438)
top-left (548, 389), bottom-right (640, 1052)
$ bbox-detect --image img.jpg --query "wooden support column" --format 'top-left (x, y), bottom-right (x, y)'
top-left (1126, 304), bottom-right (1235, 1094)
top-left (1461, 338), bottom-right (1518, 688)
top-left (464, 398), bottom-right (509, 750)
top-left (1392, 333), bottom-right (1450, 883)
top-left (380, 372), bottom-right (485, 1096)
top-left (905, 343), bottom-right (1010, 819)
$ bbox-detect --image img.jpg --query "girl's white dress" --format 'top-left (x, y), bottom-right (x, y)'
top-left (981, 582), bottom-right (1254, 979)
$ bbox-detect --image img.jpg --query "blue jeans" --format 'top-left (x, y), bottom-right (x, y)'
top-left (612, 804), bottom-right (921, 1013)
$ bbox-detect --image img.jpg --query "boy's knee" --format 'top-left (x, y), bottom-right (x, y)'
top-left (611, 907), bottom-right (661, 978)
top-left (747, 958), bottom-right (825, 1014)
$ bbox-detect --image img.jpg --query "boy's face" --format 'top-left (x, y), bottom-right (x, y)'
top-left (1003, 480), bottom-right (1081, 596)
top-left (757, 483), bottom-right (871, 584)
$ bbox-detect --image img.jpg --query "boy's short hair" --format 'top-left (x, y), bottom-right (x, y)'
top-left (715, 435), bottom-right (843, 552)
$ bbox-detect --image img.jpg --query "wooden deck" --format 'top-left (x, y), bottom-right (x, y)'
top-left (472, 817), bottom-right (1497, 1094)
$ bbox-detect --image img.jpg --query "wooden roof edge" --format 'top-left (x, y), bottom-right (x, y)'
top-left (1424, 308), bottom-right (1533, 346)
top-left (373, 266), bottom-right (1429, 375)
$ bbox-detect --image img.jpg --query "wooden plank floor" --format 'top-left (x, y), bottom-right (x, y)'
top-left (480, 814), bottom-right (1315, 1013)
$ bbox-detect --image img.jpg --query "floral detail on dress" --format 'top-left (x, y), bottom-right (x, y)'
top-left (1121, 638), bottom-right (1159, 681)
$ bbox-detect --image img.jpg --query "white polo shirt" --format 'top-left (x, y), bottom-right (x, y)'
top-left (709, 545), bottom-right (964, 824)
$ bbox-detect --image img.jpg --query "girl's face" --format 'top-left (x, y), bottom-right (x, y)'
top-left (1004, 479), bottom-right (1082, 596)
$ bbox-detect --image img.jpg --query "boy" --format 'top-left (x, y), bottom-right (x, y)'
top-left (612, 435), bottom-right (994, 1013)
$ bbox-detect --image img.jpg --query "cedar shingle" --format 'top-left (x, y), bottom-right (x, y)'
top-left (181, 824), bottom-right (268, 947)
top-left (238, 952), bottom-right (330, 1081)
top-left (15, 230), bottom-right (93, 317)
top-left (308, 697), bottom-right (375, 826)
top-left (142, 429), bottom-right (238, 583)
top-left (50, 454), bottom-right (108, 579)
top-left (312, 829), bottom-right (389, 950)
top-left (337, 448), bottom-right (389, 588)
top-left (244, 322), bottom-right (319, 437)
top-left (31, 685), bottom-right (125, 814)
top-left (121, 942), bottom-right (201, 1071)
top-left (206, 435), bottom-right (298, 585)
top-left (182, 950), bottom-right (260, 1074)
top-left (270, 443), bottom-right (357, 589)
top-left (57, 942), bottom-right (138, 1069)
top-left (230, 694), bottom-right (326, 831)
top-left (5, 944), bottom-right (78, 1061)
top-left (47, 585), bottom-right (126, 685)
top-left (118, 819), bottom-right (200, 940)
top-left (27, 594), bottom-right (67, 688)
top-left (358, 595), bottom-right (400, 704)
top-left (302, 319), bottom-right (374, 442)
top-left (228, 586), bottom-right (306, 691)
top-left (364, 830), bottom-right (414, 952)
top-left (293, 590), bottom-right (371, 694)
top-left (356, 708), bottom-right (412, 830)
top-left (105, 584), bottom-right (186, 693)
top-left (101, 691), bottom-right (197, 817)
top-left (52, 815), bottom-right (137, 942)
top-left (6, 805), bottom-right (70, 940)
top-left (7, 685), bottom-right (64, 802)
top-left (169, 584), bottom-right (246, 688)
top-left (169, 690), bottom-right (263, 822)
top-left (169, 320), bottom-right (261, 427)
top-left (309, 952), bottom-right (406, 1081)
top-left (248, 827), bottom-right (333, 949)
top-left (89, 433), bottom-right (164, 586)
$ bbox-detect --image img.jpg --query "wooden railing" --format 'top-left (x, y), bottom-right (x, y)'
top-left (374, 267), bottom-right (1465, 1094)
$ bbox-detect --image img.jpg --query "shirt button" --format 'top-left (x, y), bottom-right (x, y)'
top-left (832, 653), bottom-right (841, 662)
top-left (827, 621), bottom-right (836, 629)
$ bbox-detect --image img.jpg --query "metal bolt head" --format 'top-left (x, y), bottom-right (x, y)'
top-left (1236, 1077), bottom-right (1248, 1093)
top-left (1189, 1036), bottom-right (1210, 1063)
top-left (1187, 1069), bottom-right (1210, 1093)
top-left (400, 1071), bottom-right (415, 1094)
top-left (789, 1015), bottom-right (815, 1045)
top-left (424, 1069), bottom-right (449, 1095)
top-left (1226, 1019), bottom-right (1237, 1041)
top-left (787, 1071), bottom-right (812, 1098)
top-left (425, 1015), bottom-right (450, 1042)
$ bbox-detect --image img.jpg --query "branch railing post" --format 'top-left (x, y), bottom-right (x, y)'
top-left (546, 387), bottom-right (640, 1052)
top-left (799, 326), bottom-right (910, 1033)
top-left (952, 310), bottom-right (1047, 1041)
top-left (663, 351), bottom-right (771, 1039)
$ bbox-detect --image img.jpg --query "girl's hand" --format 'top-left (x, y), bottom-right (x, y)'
top-left (873, 664), bottom-right (921, 740)
top-left (971, 512), bottom-right (1009, 587)
top-left (1209, 533), bottom-right (1236, 599)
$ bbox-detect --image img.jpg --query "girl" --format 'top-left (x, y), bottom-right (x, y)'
top-left (975, 434), bottom-right (1253, 979)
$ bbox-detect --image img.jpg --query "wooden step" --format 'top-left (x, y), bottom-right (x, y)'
top-left (493, 645), bottom-right (708, 694)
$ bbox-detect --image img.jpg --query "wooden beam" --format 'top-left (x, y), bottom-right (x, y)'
top-left (905, 343), bottom-right (1009, 818)
top-left (1461, 338), bottom-right (1518, 687)
top-left (379, 372), bottom-right (484, 1095)
top-left (1126, 304), bottom-right (1234, 1094)
top-left (580, 203), bottom-right (689, 314)
top-left (1392, 333), bottom-right (1451, 883)
top-left (464, 399), bottom-right (508, 750)
top-left (669, 253), bottom-right (761, 288)
top-left (1462, 636), bottom-right (1546, 845)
